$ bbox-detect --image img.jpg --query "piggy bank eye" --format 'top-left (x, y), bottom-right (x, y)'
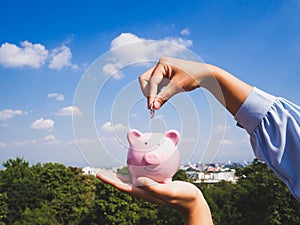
top-left (145, 142), bottom-right (148, 145)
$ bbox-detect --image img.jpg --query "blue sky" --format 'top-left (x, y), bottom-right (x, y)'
top-left (0, 0), bottom-right (300, 168)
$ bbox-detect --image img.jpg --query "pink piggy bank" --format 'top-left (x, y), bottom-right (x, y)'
top-left (127, 129), bottom-right (180, 185)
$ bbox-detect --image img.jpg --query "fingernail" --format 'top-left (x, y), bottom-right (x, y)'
top-left (136, 177), bottom-right (146, 185)
top-left (154, 101), bottom-right (161, 109)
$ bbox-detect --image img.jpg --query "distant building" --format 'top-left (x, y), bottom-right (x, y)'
top-left (82, 166), bottom-right (123, 176)
top-left (182, 161), bottom-right (241, 183)
top-left (83, 161), bottom-right (243, 183)
top-left (186, 170), bottom-right (237, 183)
top-left (82, 167), bottom-right (102, 176)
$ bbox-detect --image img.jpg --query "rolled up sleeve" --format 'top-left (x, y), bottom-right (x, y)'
top-left (235, 87), bottom-right (300, 201)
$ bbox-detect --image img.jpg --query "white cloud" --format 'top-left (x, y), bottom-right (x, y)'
top-left (180, 27), bottom-right (190, 36)
top-left (110, 33), bottom-right (144, 50)
top-left (102, 63), bottom-right (123, 80)
top-left (0, 142), bottom-right (7, 148)
top-left (110, 32), bottom-right (193, 50)
top-left (55, 106), bottom-right (82, 116)
top-left (41, 134), bottom-right (59, 145)
top-left (14, 139), bottom-right (37, 146)
top-left (102, 33), bottom-right (144, 79)
top-left (47, 93), bottom-right (65, 101)
top-left (14, 135), bottom-right (59, 146)
top-left (48, 45), bottom-right (78, 70)
top-left (222, 139), bottom-right (234, 145)
top-left (101, 121), bottom-right (128, 133)
top-left (103, 33), bottom-right (193, 80)
top-left (0, 41), bottom-right (78, 70)
top-left (163, 37), bottom-right (192, 48)
top-left (213, 124), bottom-right (230, 133)
top-left (0, 41), bottom-right (48, 68)
top-left (30, 118), bottom-right (54, 131)
top-left (0, 109), bottom-right (26, 120)
top-left (67, 138), bottom-right (94, 145)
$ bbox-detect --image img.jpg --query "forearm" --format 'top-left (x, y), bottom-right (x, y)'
top-left (201, 64), bottom-right (253, 116)
top-left (181, 191), bottom-right (214, 225)
top-left (141, 57), bottom-right (252, 114)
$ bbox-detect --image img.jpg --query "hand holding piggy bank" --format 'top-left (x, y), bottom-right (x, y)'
top-left (127, 129), bottom-right (180, 185)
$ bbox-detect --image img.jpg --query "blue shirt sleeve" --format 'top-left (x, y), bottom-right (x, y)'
top-left (235, 87), bottom-right (300, 201)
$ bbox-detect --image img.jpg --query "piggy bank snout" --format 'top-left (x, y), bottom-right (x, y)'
top-left (127, 129), bottom-right (180, 184)
top-left (144, 153), bottom-right (160, 165)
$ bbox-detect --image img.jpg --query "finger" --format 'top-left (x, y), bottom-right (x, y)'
top-left (97, 173), bottom-right (166, 205)
top-left (96, 172), bottom-right (131, 190)
top-left (137, 177), bottom-right (171, 196)
top-left (148, 77), bottom-right (163, 109)
top-left (139, 65), bottom-right (164, 109)
top-left (139, 66), bottom-right (155, 98)
top-left (136, 177), bottom-right (168, 204)
top-left (96, 172), bottom-right (150, 198)
top-left (152, 80), bottom-right (184, 110)
top-left (137, 178), bottom-right (189, 199)
top-left (148, 63), bottom-right (168, 109)
top-left (136, 176), bottom-right (158, 186)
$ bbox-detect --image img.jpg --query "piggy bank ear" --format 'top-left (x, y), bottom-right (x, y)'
top-left (127, 129), bottom-right (142, 145)
top-left (164, 130), bottom-right (180, 145)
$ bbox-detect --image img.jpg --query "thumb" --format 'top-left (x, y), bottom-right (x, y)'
top-left (136, 177), bottom-right (173, 199)
top-left (136, 177), bottom-right (158, 186)
top-left (136, 177), bottom-right (167, 195)
top-left (153, 81), bottom-right (184, 110)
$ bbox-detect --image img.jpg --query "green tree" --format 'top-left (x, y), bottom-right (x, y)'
top-left (198, 160), bottom-right (300, 225)
top-left (233, 159), bottom-right (300, 225)
top-left (37, 163), bottom-right (96, 224)
top-left (86, 176), bottom-right (183, 225)
top-left (3, 157), bottom-right (299, 225)
top-left (0, 193), bottom-right (8, 225)
top-left (173, 169), bottom-right (193, 182)
top-left (15, 204), bottom-right (59, 225)
top-left (0, 158), bottom-right (96, 225)
top-left (0, 158), bottom-right (52, 224)
top-left (200, 181), bottom-right (237, 225)
top-left (86, 180), bottom-right (141, 224)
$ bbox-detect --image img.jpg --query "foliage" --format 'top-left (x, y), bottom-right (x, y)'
top-left (200, 159), bottom-right (300, 225)
top-left (0, 158), bottom-right (299, 224)
top-left (116, 166), bottom-right (130, 176)
top-left (173, 169), bottom-right (193, 182)
top-left (0, 193), bottom-right (8, 225)
top-left (0, 158), bottom-right (96, 225)
top-left (199, 181), bottom-right (237, 225)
